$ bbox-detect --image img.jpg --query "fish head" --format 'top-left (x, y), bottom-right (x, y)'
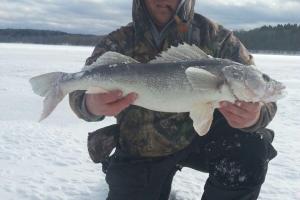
top-left (222, 65), bottom-right (286, 102)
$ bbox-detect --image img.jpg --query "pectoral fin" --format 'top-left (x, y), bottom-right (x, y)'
top-left (189, 103), bottom-right (215, 136)
top-left (185, 67), bottom-right (220, 91)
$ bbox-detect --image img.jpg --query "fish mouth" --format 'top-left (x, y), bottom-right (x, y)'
top-left (242, 78), bottom-right (286, 102)
top-left (261, 81), bottom-right (286, 102)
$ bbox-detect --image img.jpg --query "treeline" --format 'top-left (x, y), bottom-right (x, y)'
top-left (0, 29), bottom-right (103, 46)
top-left (235, 24), bottom-right (300, 52)
top-left (1, 25), bottom-right (300, 51)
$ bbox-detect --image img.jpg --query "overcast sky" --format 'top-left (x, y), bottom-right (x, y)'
top-left (1, 0), bottom-right (300, 35)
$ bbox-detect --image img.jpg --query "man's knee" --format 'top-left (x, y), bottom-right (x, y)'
top-left (105, 159), bottom-right (149, 200)
top-left (208, 131), bottom-right (277, 188)
top-left (105, 153), bottom-right (180, 200)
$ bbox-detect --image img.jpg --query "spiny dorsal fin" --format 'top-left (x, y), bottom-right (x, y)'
top-left (83, 52), bottom-right (139, 70)
top-left (185, 67), bottom-right (220, 90)
top-left (150, 43), bottom-right (209, 63)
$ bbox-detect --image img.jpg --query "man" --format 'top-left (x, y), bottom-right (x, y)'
top-left (69, 0), bottom-right (277, 199)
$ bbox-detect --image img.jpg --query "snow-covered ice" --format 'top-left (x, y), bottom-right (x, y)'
top-left (0, 43), bottom-right (299, 200)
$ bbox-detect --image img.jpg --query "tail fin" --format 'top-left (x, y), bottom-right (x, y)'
top-left (29, 72), bottom-right (67, 121)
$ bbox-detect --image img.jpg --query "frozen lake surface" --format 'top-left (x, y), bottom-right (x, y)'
top-left (0, 43), bottom-right (299, 200)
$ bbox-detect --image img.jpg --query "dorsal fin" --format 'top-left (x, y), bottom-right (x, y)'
top-left (150, 43), bottom-right (209, 63)
top-left (83, 51), bottom-right (139, 70)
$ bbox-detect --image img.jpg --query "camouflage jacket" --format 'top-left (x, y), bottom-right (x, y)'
top-left (69, 0), bottom-right (277, 158)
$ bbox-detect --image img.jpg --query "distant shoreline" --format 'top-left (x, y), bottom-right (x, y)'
top-left (0, 42), bottom-right (94, 48)
top-left (250, 50), bottom-right (300, 56)
top-left (2, 26), bottom-right (300, 54)
top-left (0, 29), bottom-right (103, 46)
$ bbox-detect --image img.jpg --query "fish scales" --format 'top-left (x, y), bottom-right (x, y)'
top-left (78, 59), bottom-right (233, 91)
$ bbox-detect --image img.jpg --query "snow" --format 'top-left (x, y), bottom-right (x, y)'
top-left (0, 43), bottom-right (300, 200)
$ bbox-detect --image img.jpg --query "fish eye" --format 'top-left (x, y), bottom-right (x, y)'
top-left (262, 74), bottom-right (271, 82)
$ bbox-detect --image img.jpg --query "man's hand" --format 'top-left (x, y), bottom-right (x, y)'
top-left (85, 90), bottom-right (138, 116)
top-left (219, 101), bottom-right (262, 129)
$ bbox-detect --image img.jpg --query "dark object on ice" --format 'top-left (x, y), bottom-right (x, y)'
top-left (87, 124), bottom-right (119, 163)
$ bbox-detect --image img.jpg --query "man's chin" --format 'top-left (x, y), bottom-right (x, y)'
top-left (155, 15), bottom-right (172, 23)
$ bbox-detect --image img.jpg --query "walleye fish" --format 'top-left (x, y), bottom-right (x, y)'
top-left (29, 44), bottom-right (286, 136)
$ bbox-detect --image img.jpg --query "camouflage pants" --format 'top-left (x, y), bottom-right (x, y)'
top-left (105, 112), bottom-right (277, 200)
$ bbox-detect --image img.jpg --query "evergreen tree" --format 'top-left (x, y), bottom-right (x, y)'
top-left (235, 24), bottom-right (300, 52)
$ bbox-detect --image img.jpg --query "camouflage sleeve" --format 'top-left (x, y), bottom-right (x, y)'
top-left (242, 102), bottom-right (277, 133)
top-left (218, 30), bottom-right (277, 133)
top-left (217, 30), bottom-right (254, 65)
top-left (69, 90), bottom-right (105, 122)
top-left (68, 27), bottom-right (128, 122)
